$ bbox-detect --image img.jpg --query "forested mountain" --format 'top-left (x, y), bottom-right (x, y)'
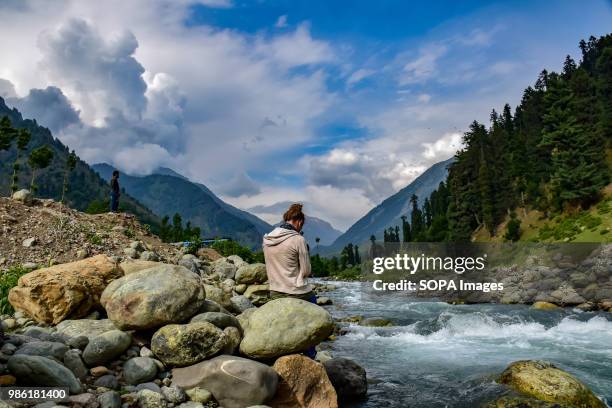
top-left (320, 157), bottom-right (453, 254)
top-left (93, 163), bottom-right (272, 248)
top-left (394, 35), bottom-right (611, 243)
top-left (0, 98), bottom-right (160, 229)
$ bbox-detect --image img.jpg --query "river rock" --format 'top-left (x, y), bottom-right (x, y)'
top-left (98, 391), bottom-right (121, 408)
top-left (227, 255), bottom-right (248, 268)
top-left (94, 374), bottom-right (119, 389)
top-left (15, 341), bottom-right (68, 361)
top-left (221, 326), bottom-right (241, 355)
top-left (119, 260), bottom-right (162, 275)
top-left (229, 295), bottom-right (255, 313)
top-left (172, 355), bottom-right (277, 408)
top-left (150, 322), bottom-right (225, 367)
top-left (203, 284), bottom-right (231, 309)
top-left (63, 349), bottom-right (88, 379)
top-left (211, 258), bottom-right (237, 279)
top-left (8, 255), bottom-right (123, 324)
top-left (190, 312), bottom-right (242, 333)
top-left (549, 286), bottom-right (586, 305)
top-left (101, 264), bottom-right (206, 330)
top-left (271, 354), bottom-right (338, 408)
top-left (185, 388), bottom-right (213, 403)
top-left (82, 330), bottom-right (132, 366)
top-left (8, 355), bottom-right (82, 394)
top-left (138, 389), bottom-right (166, 408)
top-left (123, 357), bottom-right (158, 384)
top-left (237, 308), bottom-right (257, 332)
top-left (483, 396), bottom-right (570, 407)
top-left (360, 317), bottom-right (393, 327)
top-left (498, 360), bottom-right (605, 408)
top-left (235, 263), bottom-right (267, 285)
top-left (197, 299), bottom-right (230, 314)
top-left (161, 385), bottom-right (186, 404)
top-left (239, 298), bottom-right (334, 359)
top-left (56, 319), bottom-right (118, 339)
top-left (323, 357), bottom-right (367, 401)
top-left (531, 301), bottom-right (561, 311)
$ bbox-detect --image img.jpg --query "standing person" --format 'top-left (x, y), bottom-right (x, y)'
top-left (263, 203), bottom-right (315, 302)
top-left (110, 170), bottom-right (120, 213)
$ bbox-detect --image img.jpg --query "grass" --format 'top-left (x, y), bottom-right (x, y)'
top-left (0, 266), bottom-right (29, 315)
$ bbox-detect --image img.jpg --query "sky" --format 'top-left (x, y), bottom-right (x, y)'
top-left (0, 0), bottom-right (610, 230)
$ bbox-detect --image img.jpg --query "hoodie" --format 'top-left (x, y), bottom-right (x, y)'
top-left (262, 226), bottom-right (312, 294)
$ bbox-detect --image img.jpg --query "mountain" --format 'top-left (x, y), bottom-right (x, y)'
top-left (323, 157), bottom-right (454, 254)
top-left (247, 201), bottom-right (343, 246)
top-left (93, 163), bottom-right (272, 248)
top-left (0, 98), bottom-right (160, 229)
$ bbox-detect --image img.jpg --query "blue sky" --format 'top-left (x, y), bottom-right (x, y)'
top-left (0, 0), bottom-right (610, 229)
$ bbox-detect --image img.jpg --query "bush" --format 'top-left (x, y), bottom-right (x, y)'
top-left (504, 213), bottom-right (521, 242)
top-left (211, 240), bottom-right (264, 263)
top-left (0, 266), bottom-right (29, 314)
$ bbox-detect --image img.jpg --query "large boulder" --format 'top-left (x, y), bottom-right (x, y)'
top-left (235, 263), bottom-right (267, 285)
top-left (243, 284), bottom-right (270, 306)
top-left (101, 264), bottom-right (206, 330)
top-left (56, 319), bottom-right (118, 339)
top-left (8, 355), bottom-right (82, 394)
top-left (82, 330), bottom-right (132, 366)
top-left (323, 358), bottom-right (367, 402)
top-left (239, 298), bottom-right (334, 359)
top-left (271, 354), bottom-right (338, 408)
top-left (190, 312), bottom-right (242, 333)
top-left (498, 360), bottom-right (605, 408)
top-left (211, 258), bottom-right (237, 279)
top-left (151, 322), bottom-right (226, 367)
top-left (12, 189), bottom-right (33, 205)
top-left (8, 255), bottom-right (123, 324)
top-left (172, 355), bottom-right (278, 408)
top-left (119, 260), bottom-right (163, 275)
top-left (14, 341), bottom-right (68, 361)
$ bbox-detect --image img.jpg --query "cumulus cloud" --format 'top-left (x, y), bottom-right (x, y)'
top-left (7, 85), bottom-right (80, 133)
top-left (422, 132), bottom-right (462, 161)
top-left (0, 79), bottom-right (17, 98)
top-left (220, 172), bottom-right (262, 197)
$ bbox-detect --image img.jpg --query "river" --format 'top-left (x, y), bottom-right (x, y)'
top-left (320, 280), bottom-right (612, 407)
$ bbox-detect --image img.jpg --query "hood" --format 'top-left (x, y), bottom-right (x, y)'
top-left (263, 227), bottom-right (300, 247)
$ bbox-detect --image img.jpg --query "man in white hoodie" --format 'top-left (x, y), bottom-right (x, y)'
top-left (262, 203), bottom-right (314, 302)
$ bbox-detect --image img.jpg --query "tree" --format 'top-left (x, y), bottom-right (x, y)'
top-left (11, 128), bottom-right (31, 193)
top-left (354, 245), bottom-right (361, 264)
top-left (504, 212), bottom-right (521, 241)
top-left (28, 145), bottom-right (54, 193)
top-left (315, 237), bottom-right (320, 249)
top-left (0, 116), bottom-right (15, 152)
top-left (60, 150), bottom-right (77, 203)
top-left (172, 213), bottom-right (183, 242)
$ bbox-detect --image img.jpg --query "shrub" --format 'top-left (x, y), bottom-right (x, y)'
top-left (504, 213), bottom-right (521, 242)
top-left (0, 266), bottom-right (29, 314)
top-left (211, 240), bottom-right (263, 263)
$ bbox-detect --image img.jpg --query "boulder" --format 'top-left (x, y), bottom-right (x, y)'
top-left (185, 388), bottom-right (213, 404)
top-left (63, 349), bottom-right (88, 379)
top-left (271, 354), bottom-right (338, 408)
top-left (8, 255), bottom-right (123, 324)
top-left (197, 299), bottom-right (231, 315)
top-left (12, 189), bottom-right (33, 205)
top-left (161, 385), bottom-right (187, 404)
top-left (101, 264), bottom-right (206, 330)
top-left (323, 358), bottom-right (367, 401)
top-left (56, 319), bottom-right (118, 339)
top-left (549, 286), bottom-right (587, 305)
top-left (94, 374), bottom-right (119, 389)
top-left (172, 355), bottom-right (278, 408)
top-left (221, 326), bottom-right (241, 355)
top-left (123, 357), bottom-right (158, 384)
top-left (243, 284), bottom-right (270, 306)
top-left (119, 260), bottom-right (163, 275)
top-left (140, 251), bottom-right (159, 262)
top-left (211, 258), bottom-right (237, 279)
top-left (151, 322), bottom-right (226, 367)
top-left (498, 360), bottom-right (605, 408)
top-left (227, 255), bottom-right (248, 268)
top-left (229, 295), bottom-right (255, 313)
top-left (531, 301), bottom-right (561, 311)
top-left (240, 298), bottom-right (334, 359)
top-left (235, 263), bottom-right (267, 285)
top-left (82, 330), bottom-right (132, 366)
top-left (190, 312), bottom-right (242, 333)
top-left (483, 396), bottom-right (572, 407)
top-left (98, 391), bottom-right (121, 408)
top-left (196, 247), bottom-right (222, 262)
top-left (237, 308), bottom-right (257, 332)
top-left (203, 284), bottom-right (231, 309)
top-left (137, 389), bottom-right (166, 408)
top-left (7, 355), bottom-right (82, 394)
top-left (15, 341), bottom-right (68, 361)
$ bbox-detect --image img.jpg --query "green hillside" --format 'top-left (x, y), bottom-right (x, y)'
top-left (0, 98), bottom-right (161, 230)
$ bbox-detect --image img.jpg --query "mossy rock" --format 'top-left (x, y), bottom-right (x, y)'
top-left (531, 301), bottom-right (561, 311)
top-left (498, 360), bottom-right (605, 408)
top-left (483, 396), bottom-right (572, 407)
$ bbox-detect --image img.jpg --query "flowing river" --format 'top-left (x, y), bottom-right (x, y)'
top-left (320, 280), bottom-right (612, 407)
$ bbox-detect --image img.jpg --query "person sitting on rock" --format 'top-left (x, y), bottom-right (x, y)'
top-left (263, 203), bottom-right (315, 303)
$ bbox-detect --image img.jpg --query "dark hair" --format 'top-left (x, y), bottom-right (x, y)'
top-left (283, 203), bottom-right (305, 222)
top-left (112, 170), bottom-right (119, 177)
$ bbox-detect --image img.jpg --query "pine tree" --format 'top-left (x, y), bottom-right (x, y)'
top-left (354, 245), bottom-right (361, 264)
top-left (61, 151), bottom-right (77, 203)
top-left (28, 145), bottom-right (54, 193)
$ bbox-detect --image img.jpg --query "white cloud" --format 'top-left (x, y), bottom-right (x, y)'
top-left (347, 68), bottom-right (374, 86)
top-left (422, 132), bottom-right (462, 161)
top-left (399, 43), bottom-right (447, 85)
top-left (418, 93), bottom-right (431, 103)
top-left (275, 15), bottom-right (288, 28)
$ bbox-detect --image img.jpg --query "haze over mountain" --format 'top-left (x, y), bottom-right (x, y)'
top-left (93, 163), bottom-right (272, 248)
top-left (322, 157), bottom-right (453, 253)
